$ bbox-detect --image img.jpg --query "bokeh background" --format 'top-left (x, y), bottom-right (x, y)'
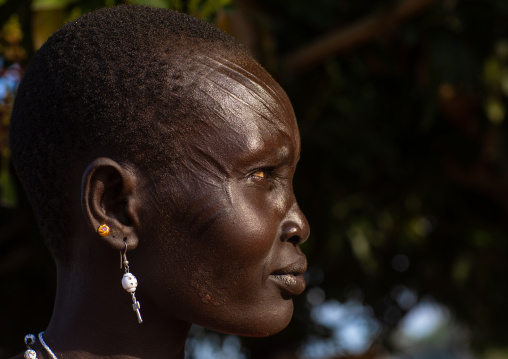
top-left (2, 0), bottom-right (508, 358)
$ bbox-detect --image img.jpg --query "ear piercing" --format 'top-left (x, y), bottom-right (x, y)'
top-left (97, 224), bottom-right (142, 323)
top-left (121, 243), bottom-right (143, 323)
top-left (97, 224), bottom-right (110, 237)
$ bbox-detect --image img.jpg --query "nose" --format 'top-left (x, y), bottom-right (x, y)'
top-left (280, 203), bottom-right (310, 245)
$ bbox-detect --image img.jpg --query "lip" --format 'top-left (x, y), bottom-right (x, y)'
top-left (269, 257), bottom-right (307, 296)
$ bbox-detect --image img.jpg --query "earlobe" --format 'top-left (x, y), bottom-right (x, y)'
top-left (81, 157), bottom-right (141, 251)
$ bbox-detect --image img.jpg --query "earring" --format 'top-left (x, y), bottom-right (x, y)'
top-left (97, 224), bottom-right (110, 237)
top-left (24, 334), bottom-right (38, 359)
top-left (121, 243), bottom-right (143, 323)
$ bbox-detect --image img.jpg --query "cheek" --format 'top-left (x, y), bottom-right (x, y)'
top-left (189, 266), bottom-right (241, 306)
top-left (138, 176), bottom-right (293, 329)
top-left (176, 183), bottom-right (280, 301)
top-left (211, 183), bottom-right (283, 260)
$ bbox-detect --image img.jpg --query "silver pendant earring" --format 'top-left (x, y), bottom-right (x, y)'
top-left (121, 243), bottom-right (143, 323)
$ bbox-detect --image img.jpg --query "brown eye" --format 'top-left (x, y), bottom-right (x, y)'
top-left (253, 170), bottom-right (267, 179)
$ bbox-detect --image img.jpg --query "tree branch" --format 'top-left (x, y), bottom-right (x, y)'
top-left (284, 0), bottom-right (444, 74)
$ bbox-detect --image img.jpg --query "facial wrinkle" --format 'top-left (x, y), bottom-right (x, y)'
top-left (196, 76), bottom-right (296, 167)
top-left (191, 108), bottom-right (249, 159)
top-left (196, 85), bottom-right (254, 127)
top-left (192, 55), bottom-right (296, 142)
top-left (190, 144), bottom-right (229, 178)
top-left (215, 71), bottom-right (280, 120)
top-left (222, 85), bottom-right (278, 126)
top-left (213, 54), bottom-right (282, 99)
top-left (208, 54), bottom-right (296, 124)
top-left (175, 134), bottom-right (237, 228)
top-left (195, 57), bottom-right (290, 131)
top-left (194, 84), bottom-right (276, 155)
top-left (182, 155), bottom-right (223, 188)
top-left (202, 66), bottom-right (283, 126)
top-left (195, 86), bottom-right (253, 138)
top-left (201, 55), bottom-right (283, 109)
top-left (199, 74), bottom-right (275, 122)
top-left (199, 75), bottom-right (292, 143)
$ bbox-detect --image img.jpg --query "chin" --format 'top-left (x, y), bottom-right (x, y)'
top-left (202, 298), bottom-right (295, 337)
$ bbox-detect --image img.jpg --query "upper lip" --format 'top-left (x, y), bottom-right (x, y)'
top-left (271, 256), bottom-right (307, 276)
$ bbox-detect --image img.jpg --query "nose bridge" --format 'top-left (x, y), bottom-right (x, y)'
top-left (280, 199), bottom-right (310, 245)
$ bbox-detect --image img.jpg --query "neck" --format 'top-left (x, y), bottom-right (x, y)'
top-left (43, 251), bottom-right (191, 359)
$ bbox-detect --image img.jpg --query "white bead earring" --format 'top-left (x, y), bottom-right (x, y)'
top-left (24, 334), bottom-right (38, 359)
top-left (121, 242), bottom-right (143, 323)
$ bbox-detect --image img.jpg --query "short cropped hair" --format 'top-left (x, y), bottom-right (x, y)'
top-left (9, 5), bottom-right (252, 264)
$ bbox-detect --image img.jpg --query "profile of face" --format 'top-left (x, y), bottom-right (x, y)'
top-left (133, 52), bottom-right (310, 336)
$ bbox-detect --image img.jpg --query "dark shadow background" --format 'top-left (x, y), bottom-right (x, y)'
top-left (2, 0), bottom-right (508, 358)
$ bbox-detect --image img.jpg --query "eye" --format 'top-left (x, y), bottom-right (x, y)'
top-left (250, 167), bottom-right (275, 183)
top-left (252, 170), bottom-right (268, 179)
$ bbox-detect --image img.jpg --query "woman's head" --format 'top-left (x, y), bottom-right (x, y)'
top-left (10, 5), bottom-right (247, 263)
top-left (133, 52), bottom-right (310, 335)
top-left (10, 5), bottom-right (309, 337)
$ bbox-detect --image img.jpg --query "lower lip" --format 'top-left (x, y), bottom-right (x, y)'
top-left (269, 274), bottom-right (306, 295)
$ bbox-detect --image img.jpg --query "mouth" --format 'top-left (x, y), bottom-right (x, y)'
top-left (269, 257), bottom-right (307, 296)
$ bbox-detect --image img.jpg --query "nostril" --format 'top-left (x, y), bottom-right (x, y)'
top-left (281, 223), bottom-right (305, 245)
top-left (286, 235), bottom-right (302, 246)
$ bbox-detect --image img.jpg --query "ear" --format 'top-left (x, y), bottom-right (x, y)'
top-left (81, 157), bottom-right (141, 251)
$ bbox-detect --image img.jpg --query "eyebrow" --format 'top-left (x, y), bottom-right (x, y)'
top-left (241, 142), bottom-right (293, 170)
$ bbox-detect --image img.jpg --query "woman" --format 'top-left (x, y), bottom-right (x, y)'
top-left (10, 5), bottom-right (309, 358)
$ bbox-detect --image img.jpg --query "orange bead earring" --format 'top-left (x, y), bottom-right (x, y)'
top-left (97, 224), bottom-right (110, 237)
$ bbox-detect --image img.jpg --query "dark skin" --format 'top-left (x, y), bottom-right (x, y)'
top-left (14, 53), bottom-right (309, 359)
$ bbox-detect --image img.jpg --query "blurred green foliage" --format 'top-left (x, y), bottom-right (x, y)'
top-left (2, 0), bottom-right (508, 358)
top-left (271, 0), bottom-right (508, 356)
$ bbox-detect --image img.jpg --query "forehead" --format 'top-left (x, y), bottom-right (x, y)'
top-left (190, 53), bottom-right (299, 152)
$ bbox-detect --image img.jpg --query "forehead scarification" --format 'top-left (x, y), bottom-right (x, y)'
top-left (190, 53), bottom-right (295, 139)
